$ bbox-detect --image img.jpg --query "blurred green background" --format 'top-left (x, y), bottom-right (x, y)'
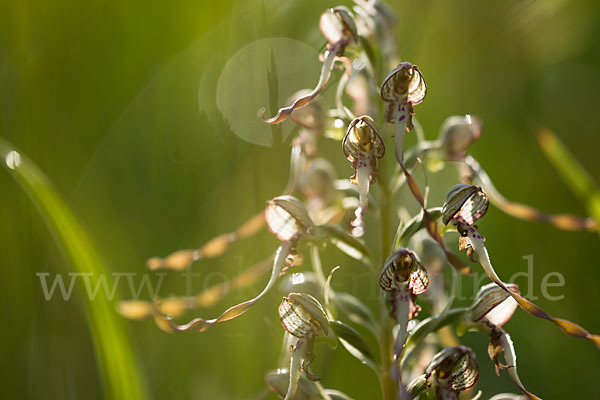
top-left (1, 0), bottom-right (599, 398)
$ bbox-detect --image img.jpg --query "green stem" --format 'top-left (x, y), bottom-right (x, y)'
top-left (377, 152), bottom-right (397, 400)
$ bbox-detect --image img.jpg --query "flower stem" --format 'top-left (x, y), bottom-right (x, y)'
top-left (377, 152), bottom-right (397, 400)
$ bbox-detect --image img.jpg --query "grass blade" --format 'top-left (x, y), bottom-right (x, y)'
top-left (0, 137), bottom-right (148, 400)
top-left (537, 128), bottom-right (600, 232)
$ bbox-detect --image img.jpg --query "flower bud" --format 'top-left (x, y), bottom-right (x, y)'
top-left (467, 283), bottom-right (519, 329)
top-left (438, 115), bottom-right (482, 160)
top-left (425, 345), bottom-right (479, 396)
top-left (266, 196), bottom-right (315, 241)
top-left (319, 6), bottom-right (358, 46)
top-left (279, 293), bottom-right (330, 339)
top-left (442, 184), bottom-right (489, 226)
top-left (298, 158), bottom-right (337, 204)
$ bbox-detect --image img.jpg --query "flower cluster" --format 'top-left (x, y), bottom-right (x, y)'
top-left (117, 1), bottom-right (600, 399)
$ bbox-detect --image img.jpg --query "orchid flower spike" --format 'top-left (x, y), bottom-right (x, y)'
top-left (379, 248), bottom-right (428, 361)
top-left (380, 62), bottom-right (427, 164)
top-left (259, 7), bottom-right (358, 125)
top-left (442, 184), bottom-right (600, 350)
top-left (423, 346), bottom-right (479, 400)
top-left (278, 293), bottom-right (336, 400)
top-left (342, 115), bottom-right (385, 236)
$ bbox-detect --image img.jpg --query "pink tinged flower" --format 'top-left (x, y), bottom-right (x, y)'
top-left (342, 115), bottom-right (385, 237)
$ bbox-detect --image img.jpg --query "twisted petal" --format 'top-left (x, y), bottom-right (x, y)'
top-left (152, 242), bottom-right (293, 333)
top-left (259, 43), bottom-right (342, 125)
top-left (465, 225), bottom-right (600, 349)
top-left (488, 327), bottom-right (542, 400)
top-left (464, 155), bottom-right (597, 232)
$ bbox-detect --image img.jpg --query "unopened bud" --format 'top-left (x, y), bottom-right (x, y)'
top-left (319, 6), bottom-right (358, 45)
top-left (438, 115), bottom-right (482, 160)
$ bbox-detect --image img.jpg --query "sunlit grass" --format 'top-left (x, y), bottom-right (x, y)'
top-left (0, 137), bottom-right (148, 400)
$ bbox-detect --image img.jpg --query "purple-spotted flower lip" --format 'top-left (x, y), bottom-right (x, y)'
top-left (442, 184), bottom-right (489, 226)
top-left (319, 6), bottom-right (359, 46)
top-left (425, 345), bottom-right (479, 392)
top-left (379, 248), bottom-right (429, 295)
top-left (342, 115), bottom-right (385, 160)
top-left (380, 62), bottom-right (427, 106)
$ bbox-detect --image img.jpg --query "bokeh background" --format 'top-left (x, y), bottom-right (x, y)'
top-left (1, 0), bottom-right (599, 398)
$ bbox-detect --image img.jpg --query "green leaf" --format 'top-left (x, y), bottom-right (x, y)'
top-left (537, 128), bottom-right (600, 233)
top-left (401, 308), bottom-right (468, 367)
top-left (393, 207), bottom-right (442, 249)
top-left (330, 320), bottom-right (378, 374)
top-left (0, 138), bottom-right (148, 400)
top-left (317, 224), bottom-right (372, 267)
top-left (333, 292), bottom-right (378, 335)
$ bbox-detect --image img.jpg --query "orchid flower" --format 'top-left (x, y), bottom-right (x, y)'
top-left (459, 283), bottom-right (540, 400)
top-left (407, 345), bottom-right (479, 400)
top-left (434, 115), bottom-right (595, 232)
top-left (278, 293), bottom-right (337, 400)
top-left (150, 196), bottom-right (313, 333)
top-left (442, 184), bottom-right (600, 349)
top-left (379, 248), bottom-right (428, 397)
top-left (342, 115), bottom-right (385, 236)
top-left (260, 7), bottom-right (358, 125)
top-left (380, 62), bottom-right (426, 165)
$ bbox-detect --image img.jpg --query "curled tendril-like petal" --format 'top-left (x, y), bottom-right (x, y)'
top-left (152, 242), bottom-right (293, 333)
top-left (259, 42), bottom-right (343, 125)
top-left (260, 7), bottom-right (358, 126)
top-left (443, 191), bottom-right (600, 349)
top-left (488, 327), bottom-right (542, 400)
top-left (425, 345), bottom-right (479, 399)
top-left (146, 212), bottom-right (265, 271)
top-left (342, 116), bottom-right (385, 237)
top-left (463, 155), bottom-right (597, 232)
